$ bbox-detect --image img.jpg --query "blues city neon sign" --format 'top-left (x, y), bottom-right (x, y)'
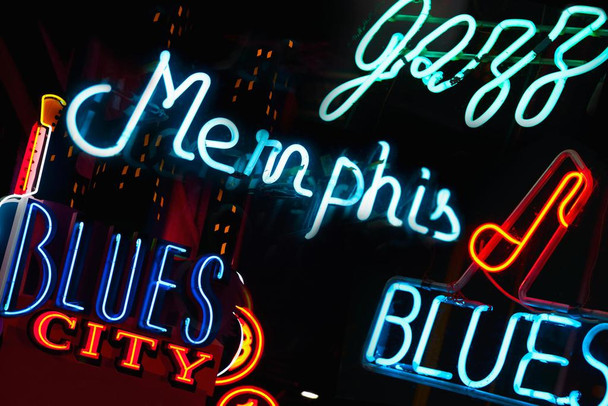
top-left (65, 51), bottom-right (461, 242)
top-left (363, 150), bottom-right (608, 406)
top-left (319, 1), bottom-right (608, 127)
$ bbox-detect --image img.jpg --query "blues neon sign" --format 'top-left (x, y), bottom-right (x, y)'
top-left (319, 1), bottom-right (608, 127)
top-left (363, 150), bottom-right (608, 405)
top-left (65, 51), bottom-right (462, 242)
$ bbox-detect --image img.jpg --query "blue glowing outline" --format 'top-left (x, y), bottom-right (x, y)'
top-left (1, 200), bottom-right (56, 316)
top-left (458, 310), bottom-right (528, 388)
top-left (56, 221), bottom-right (85, 312)
top-left (182, 255), bottom-right (224, 346)
top-left (411, 295), bottom-right (452, 380)
top-left (464, 20), bottom-right (537, 127)
top-left (407, 168), bottom-right (460, 241)
top-left (96, 234), bottom-right (143, 323)
top-left (582, 324), bottom-right (608, 406)
top-left (513, 314), bottom-right (582, 404)
top-left (305, 156), bottom-right (364, 239)
top-left (364, 280), bottom-right (421, 366)
top-left (357, 141), bottom-right (403, 226)
top-left (516, 7), bottom-right (608, 127)
top-left (196, 117), bottom-right (239, 174)
top-left (262, 143), bottom-right (313, 198)
top-left (139, 243), bottom-right (188, 333)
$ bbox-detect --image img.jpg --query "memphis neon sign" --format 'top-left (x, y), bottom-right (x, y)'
top-left (363, 150), bottom-right (608, 406)
top-left (65, 51), bottom-right (461, 242)
top-left (319, 1), bottom-right (608, 127)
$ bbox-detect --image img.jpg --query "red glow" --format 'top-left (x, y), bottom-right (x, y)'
top-left (31, 310), bottom-right (77, 352)
top-left (114, 329), bottom-right (158, 371)
top-left (217, 386), bottom-right (278, 406)
top-left (165, 343), bottom-right (213, 385)
top-left (78, 321), bottom-right (106, 360)
top-left (216, 306), bottom-right (264, 386)
top-left (469, 171), bottom-right (588, 272)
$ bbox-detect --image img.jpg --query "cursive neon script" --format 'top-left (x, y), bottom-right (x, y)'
top-left (65, 51), bottom-right (461, 241)
top-left (319, 1), bottom-right (608, 128)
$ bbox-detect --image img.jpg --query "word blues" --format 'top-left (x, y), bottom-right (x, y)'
top-left (320, 1), bottom-right (608, 128)
top-left (364, 278), bottom-right (608, 406)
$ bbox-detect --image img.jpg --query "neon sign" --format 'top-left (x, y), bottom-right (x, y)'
top-left (363, 150), bottom-right (607, 405)
top-left (65, 51), bottom-right (462, 241)
top-left (319, 1), bottom-right (608, 127)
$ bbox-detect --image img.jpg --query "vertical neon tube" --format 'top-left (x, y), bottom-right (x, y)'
top-left (1, 201), bottom-right (56, 316)
top-left (582, 324), bottom-right (608, 406)
top-left (365, 281), bottom-right (421, 366)
top-left (411, 295), bottom-right (452, 380)
top-left (139, 244), bottom-right (187, 334)
top-left (357, 141), bottom-right (403, 227)
top-left (56, 221), bottom-right (85, 312)
top-left (96, 235), bottom-right (143, 323)
top-left (305, 156), bottom-right (364, 239)
top-left (458, 311), bottom-right (526, 388)
top-left (513, 314), bottom-right (581, 405)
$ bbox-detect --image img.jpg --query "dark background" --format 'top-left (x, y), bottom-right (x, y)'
top-left (2, 1), bottom-right (608, 405)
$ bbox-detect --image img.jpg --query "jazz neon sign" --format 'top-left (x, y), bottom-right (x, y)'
top-left (363, 150), bottom-right (607, 406)
top-left (65, 51), bottom-right (461, 241)
top-left (319, 1), bottom-right (608, 127)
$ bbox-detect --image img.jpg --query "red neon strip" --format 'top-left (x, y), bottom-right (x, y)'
top-left (216, 306), bottom-right (264, 386)
top-left (166, 343), bottom-right (213, 385)
top-left (217, 386), bottom-right (278, 406)
top-left (469, 171), bottom-right (586, 273)
top-left (79, 321), bottom-right (107, 360)
top-left (31, 310), bottom-right (77, 352)
top-left (114, 329), bottom-right (158, 371)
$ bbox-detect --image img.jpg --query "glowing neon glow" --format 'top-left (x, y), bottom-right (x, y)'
top-left (182, 255), bottom-right (223, 346)
top-left (96, 234), bottom-right (143, 323)
top-left (407, 168), bottom-right (461, 242)
top-left (78, 321), bottom-right (107, 360)
top-left (66, 51), bottom-right (215, 160)
top-left (262, 141), bottom-right (313, 198)
top-left (458, 310), bottom-right (526, 388)
top-left (411, 295), bottom-right (452, 380)
top-left (465, 20), bottom-right (537, 127)
top-left (357, 141), bottom-right (403, 226)
top-left (31, 310), bottom-right (77, 352)
top-left (113, 329), bottom-right (158, 372)
top-left (404, 14), bottom-right (477, 90)
top-left (582, 324), bottom-right (608, 406)
top-left (320, 1), bottom-right (608, 127)
top-left (165, 343), bottom-right (213, 386)
top-left (320, 0), bottom-right (431, 122)
top-left (513, 314), bottom-right (582, 404)
top-left (469, 171), bottom-right (586, 272)
top-left (515, 7), bottom-right (608, 127)
top-left (139, 243), bottom-right (188, 333)
top-left (196, 118), bottom-right (239, 174)
top-left (56, 221), bottom-right (85, 312)
top-left (217, 313), bottom-right (245, 378)
top-left (15, 94), bottom-right (66, 195)
top-left (216, 306), bottom-right (265, 386)
top-left (1, 200), bottom-right (56, 316)
top-left (217, 386), bottom-right (279, 406)
top-left (365, 280), bottom-right (421, 366)
top-left (305, 156), bottom-right (364, 239)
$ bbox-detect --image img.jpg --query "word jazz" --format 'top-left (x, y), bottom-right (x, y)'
top-left (0, 199), bottom-right (224, 350)
top-left (65, 51), bottom-right (461, 241)
top-left (320, 1), bottom-right (608, 127)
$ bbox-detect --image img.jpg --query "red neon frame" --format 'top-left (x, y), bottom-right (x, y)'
top-left (216, 306), bottom-right (265, 386)
top-left (216, 386), bottom-right (279, 406)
